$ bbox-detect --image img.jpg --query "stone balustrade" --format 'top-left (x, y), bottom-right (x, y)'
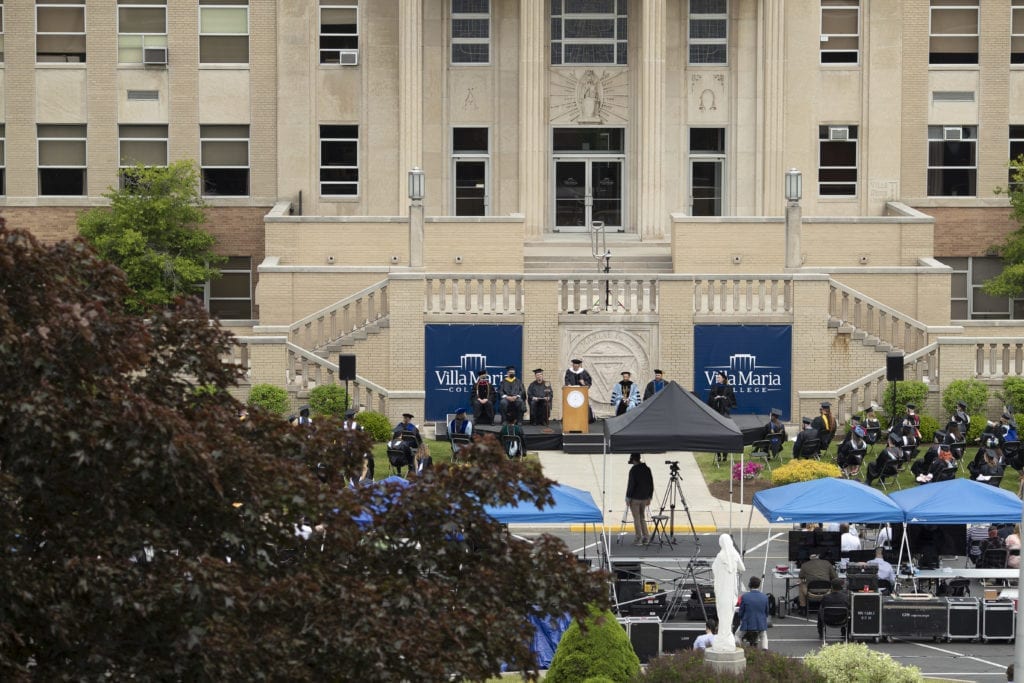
top-left (975, 340), bottom-right (1024, 378)
top-left (425, 275), bottom-right (524, 314)
top-left (829, 280), bottom-right (928, 353)
top-left (693, 277), bottom-right (792, 314)
top-left (288, 280), bottom-right (389, 352)
top-left (558, 276), bottom-right (659, 314)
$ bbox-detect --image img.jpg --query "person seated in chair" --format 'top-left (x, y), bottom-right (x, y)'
top-left (448, 407), bottom-right (473, 440)
top-left (811, 402), bottom-right (837, 457)
top-left (1001, 411), bottom-right (1020, 443)
top-left (893, 403), bottom-right (922, 441)
top-left (912, 430), bottom-right (947, 478)
top-left (611, 371), bottom-right (641, 416)
top-left (919, 444), bottom-right (957, 484)
top-left (862, 404), bottom-right (882, 444)
top-left (972, 421), bottom-right (1002, 467)
top-left (736, 576), bottom-right (770, 649)
top-left (761, 408), bottom-right (788, 459)
top-left (970, 448), bottom-right (1005, 485)
top-left (866, 547), bottom-right (896, 591)
top-left (526, 368), bottom-right (553, 426)
top-left (977, 525), bottom-right (1007, 567)
top-left (498, 366), bottom-right (526, 424)
top-left (392, 413), bottom-right (423, 448)
top-left (837, 426), bottom-right (868, 478)
top-left (792, 416), bottom-right (819, 459)
top-left (799, 553), bottom-right (838, 611)
top-left (897, 422), bottom-right (920, 466)
top-left (414, 448), bottom-right (433, 476)
top-left (948, 400), bottom-right (971, 435)
top-left (865, 433), bottom-right (902, 486)
top-left (471, 371), bottom-right (496, 426)
top-left (500, 415), bottom-right (525, 459)
top-left (817, 579), bottom-right (851, 639)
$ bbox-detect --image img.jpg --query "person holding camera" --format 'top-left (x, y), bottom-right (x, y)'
top-left (625, 453), bottom-right (654, 546)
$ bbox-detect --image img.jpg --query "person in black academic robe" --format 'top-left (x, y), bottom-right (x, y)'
top-left (526, 369), bottom-right (553, 426)
top-left (761, 408), bottom-right (788, 458)
top-left (706, 371), bottom-right (736, 417)
top-left (564, 358), bottom-right (595, 423)
top-left (498, 366), bottom-right (526, 424)
top-left (471, 372), bottom-right (495, 425)
top-left (643, 369), bottom-right (667, 401)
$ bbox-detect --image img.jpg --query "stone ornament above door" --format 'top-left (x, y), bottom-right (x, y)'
top-left (563, 325), bottom-right (655, 418)
top-left (551, 69), bottom-right (629, 125)
top-left (688, 72), bottom-right (728, 123)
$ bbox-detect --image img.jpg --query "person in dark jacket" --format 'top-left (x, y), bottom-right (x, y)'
top-left (817, 579), bottom-right (851, 639)
top-left (625, 453), bottom-right (654, 546)
top-left (737, 576), bottom-right (770, 649)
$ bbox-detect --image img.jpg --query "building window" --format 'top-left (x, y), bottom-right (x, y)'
top-left (1010, 125), bottom-right (1024, 190)
top-left (199, 1), bottom-right (248, 64)
top-left (319, 125), bottom-right (358, 196)
top-left (206, 256), bottom-right (252, 320)
top-left (452, 127), bottom-right (489, 216)
top-left (201, 125), bottom-right (249, 196)
top-left (38, 124), bottom-right (86, 196)
top-left (689, 128), bottom-right (725, 216)
top-left (451, 0), bottom-right (489, 64)
top-left (821, 0), bottom-right (858, 64)
top-left (1014, 0), bottom-right (1024, 64)
top-left (938, 257), bottom-right (1024, 320)
top-left (36, 0), bottom-right (86, 63)
top-left (689, 0), bottom-right (727, 65)
top-left (0, 124), bottom-right (6, 196)
top-left (927, 125), bottom-right (976, 196)
top-left (119, 124), bottom-right (168, 187)
top-left (117, 1), bottom-right (167, 64)
top-left (320, 3), bottom-right (357, 65)
top-left (818, 125), bottom-right (858, 196)
top-left (0, 3), bottom-right (6, 63)
top-left (930, 0), bottom-right (978, 65)
top-left (551, 0), bottom-right (627, 66)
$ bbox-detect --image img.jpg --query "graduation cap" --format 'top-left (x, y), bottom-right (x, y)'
top-left (455, 407), bottom-right (467, 415)
top-left (344, 408), bottom-right (357, 418)
top-left (867, 403), bottom-right (879, 412)
top-left (299, 406), bottom-right (310, 417)
top-left (653, 369), bottom-right (664, 374)
top-left (571, 358), bottom-right (582, 364)
top-left (621, 371), bottom-right (631, 376)
top-left (938, 442), bottom-right (952, 452)
top-left (402, 413), bottom-right (414, 419)
top-left (934, 429), bottom-right (947, 441)
top-left (888, 432), bottom-right (901, 445)
top-left (1003, 411), bottom-right (1014, 420)
top-left (477, 371), bottom-right (490, 379)
top-left (770, 408), bottom-right (782, 418)
top-left (505, 365), bottom-right (516, 371)
top-left (820, 401), bottom-right (831, 409)
top-left (850, 414), bottom-right (862, 423)
top-left (802, 416), bottom-right (812, 425)
top-left (906, 403), bottom-right (917, 410)
top-left (957, 400), bottom-right (968, 409)
top-left (532, 368), bottom-right (544, 374)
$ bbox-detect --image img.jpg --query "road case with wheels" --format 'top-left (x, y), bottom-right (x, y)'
top-left (850, 592), bottom-right (882, 641)
top-left (881, 597), bottom-right (948, 641)
top-left (982, 600), bottom-right (1015, 642)
top-left (946, 597), bottom-right (980, 641)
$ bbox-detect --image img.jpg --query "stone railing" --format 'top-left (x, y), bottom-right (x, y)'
top-left (289, 280), bottom-right (389, 352)
top-left (558, 276), bottom-right (659, 314)
top-left (828, 280), bottom-right (928, 354)
top-left (425, 275), bottom-right (524, 314)
top-left (975, 340), bottom-right (1024, 378)
top-left (693, 277), bottom-right (792, 314)
top-left (805, 342), bottom-right (940, 420)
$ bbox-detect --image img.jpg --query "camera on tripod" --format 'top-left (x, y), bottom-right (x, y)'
top-left (665, 460), bottom-right (680, 474)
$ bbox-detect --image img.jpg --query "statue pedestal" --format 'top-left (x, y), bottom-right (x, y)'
top-left (705, 648), bottom-right (746, 676)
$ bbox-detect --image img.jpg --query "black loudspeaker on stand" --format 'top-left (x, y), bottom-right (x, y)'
top-left (886, 352), bottom-right (904, 424)
top-left (339, 354), bottom-right (356, 411)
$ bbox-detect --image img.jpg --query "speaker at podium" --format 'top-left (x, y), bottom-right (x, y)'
top-left (563, 386), bottom-right (590, 433)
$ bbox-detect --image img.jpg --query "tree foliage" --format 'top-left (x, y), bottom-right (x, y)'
top-left (0, 224), bottom-right (608, 681)
top-left (77, 160), bottom-right (222, 314)
top-left (986, 157), bottom-right (1024, 297)
top-left (546, 606), bottom-right (640, 683)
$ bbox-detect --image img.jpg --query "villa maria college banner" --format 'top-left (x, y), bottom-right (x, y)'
top-left (424, 324), bottom-right (523, 421)
top-left (693, 325), bottom-right (792, 421)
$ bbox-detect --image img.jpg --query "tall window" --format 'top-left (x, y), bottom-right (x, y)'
top-left (1011, 125), bottom-right (1024, 190)
top-left (0, 124), bottom-right (6, 196)
top-left (38, 124), bottom-right (86, 196)
top-left (689, 0), bottom-right (727, 65)
top-left (551, 0), bottom-right (627, 66)
top-left (0, 3), bottom-right (6, 63)
top-left (927, 125), bottom-right (977, 197)
top-left (1013, 0), bottom-right (1024, 64)
top-left (452, 127), bottom-right (489, 216)
top-left (119, 124), bottom-right (168, 187)
top-left (117, 1), bottom-right (167, 64)
top-left (689, 128), bottom-right (725, 216)
top-left (938, 257), bottom-right (1024, 320)
top-left (206, 256), bottom-right (252, 320)
top-left (930, 0), bottom-right (978, 65)
top-left (201, 125), bottom-right (249, 196)
top-left (199, 1), bottom-right (248, 64)
top-left (319, 3), bottom-right (357, 65)
top-left (451, 0), bottom-right (489, 64)
top-left (319, 125), bottom-right (358, 196)
top-left (821, 0), bottom-right (858, 64)
top-left (36, 0), bottom-right (86, 63)
top-left (818, 125), bottom-right (858, 196)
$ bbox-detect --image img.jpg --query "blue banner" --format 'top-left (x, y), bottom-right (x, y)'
top-left (693, 325), bottom-right (792, 421)
top-left (424, 324), bottom-right (523, 421)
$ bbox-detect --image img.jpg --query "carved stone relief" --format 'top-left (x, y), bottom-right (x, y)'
top-left (562, 324), bottom-right (657, 418)
top-left (551, 69), bottom-right (629, 125)
top-left (688, 72), bottom-right (728, 122)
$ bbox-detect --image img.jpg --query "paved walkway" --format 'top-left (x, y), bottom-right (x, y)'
top-left (537, 450), bottom-right (773, 533)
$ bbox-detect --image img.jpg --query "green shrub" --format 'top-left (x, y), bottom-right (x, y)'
top-left (355, 411), bottom-right (393, 442)
top-left (965, 413), bottom-right (988, 443)
top-left (308, 384), bottom-right (350, 417)
top-left (942, 378), bottom-right (989, 416)
top-left (247, 383), bottom-right (289, 416)
top-left (635, 648), bottom-right (822, 682)
top-left (917, 414), bottom-right (939, 443)
top-left (546, 606), bottom-right (640, 683)
top-left (881, 380), bottom-right (928, 416)
top-left (583, 677), bottom-right (618, 683)
top-left (804, 643), bottom-right (922, 683)
top-left (1001, 377), bottom-right (1024, 414)
top-left (770, 459), bottom-right (841, 486)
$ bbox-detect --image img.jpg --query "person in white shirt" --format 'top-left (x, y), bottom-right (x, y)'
top-left (866, 547), bottom-right (896, 587)
top-left (875, 524), bottom-right (893, 549)
top-left (841, 523), bottom-right (862, 552)
top-left (692, 619), bottom-right (717, 650)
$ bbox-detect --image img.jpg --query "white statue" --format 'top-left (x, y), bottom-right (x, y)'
top-left (711, 533), bottom-right (745, 652)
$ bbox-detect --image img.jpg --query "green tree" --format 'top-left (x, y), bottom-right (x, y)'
top-left (985, 157), bottom-right (1024, 297)
top-left (546, 606), bottom-right (640, 683)
top-left (941, 378), bottom-right (989, 416)
top-left (0, 224), bottom-right (608, 681)
top-left (77, 160), bottom-right (222, 313)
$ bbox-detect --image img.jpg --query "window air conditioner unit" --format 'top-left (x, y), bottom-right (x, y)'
top-left (943, 126), bottom-right (962, 141)
top-left (143, 47), bottom-right (168, 65)
top-left (339, 50), bottom-right (359, 66)
top-left (829, 126), bottom-right (849, 141)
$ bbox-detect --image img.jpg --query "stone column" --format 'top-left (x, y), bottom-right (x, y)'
top-left (757, 0), bottom-right (786, 215)
top-left (635, 0), bottom-right (666, 240)
top-left (519, 0), bottom-right (547, 238)
top-left (399, 0), bottom-right (424, 212)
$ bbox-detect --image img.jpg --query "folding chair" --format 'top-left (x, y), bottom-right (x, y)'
top-left (450, 433), bottom-right (472, 463)
top-left (820, 604), bottom-right (850, 644)
top-left (386, 444), bottom-right (412, 476)
top-left (876, 461), bottom-right (901, 492)
top-left (749, 440), bottom-right (774, 473)
top-left (804, 580), bottom-right (832, 616)
top-left (980, 548), bottom-right (1009, 569)
top-left (798, 438), bottom-right (821, 461)
top-left (502, 434), bottom-right (524, 459)
top-left (840, 447), bottom-right (866, 479)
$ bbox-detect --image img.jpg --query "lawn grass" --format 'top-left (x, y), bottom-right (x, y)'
top-left (368, 436), bottom-right (538, 480)
top-left (695, 440), bottom-right (1021, 496)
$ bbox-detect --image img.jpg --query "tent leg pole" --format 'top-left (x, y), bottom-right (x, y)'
top-left (729, 453), bottom-right (734, 533)
top-left (740, 451), bottom-right (745, 550)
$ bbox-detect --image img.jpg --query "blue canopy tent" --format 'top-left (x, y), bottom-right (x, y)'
top-left (483, 483), bottom-right (603, 524)
top-left (889, 478), bottom-right (1023, 524)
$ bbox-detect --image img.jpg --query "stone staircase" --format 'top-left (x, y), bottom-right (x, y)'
top-left (317, 317), bottom-right (388, 358)
top-left (524, 234), bottom-right (673, 274)
top-left (826, 316), bottom-right (898, 354)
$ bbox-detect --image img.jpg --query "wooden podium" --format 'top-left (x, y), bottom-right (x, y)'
top-left (562, 386), bottom-right (590, 433)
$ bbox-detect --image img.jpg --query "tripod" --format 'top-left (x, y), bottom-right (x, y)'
top-left (654, 462), bottom-right (700, 549)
